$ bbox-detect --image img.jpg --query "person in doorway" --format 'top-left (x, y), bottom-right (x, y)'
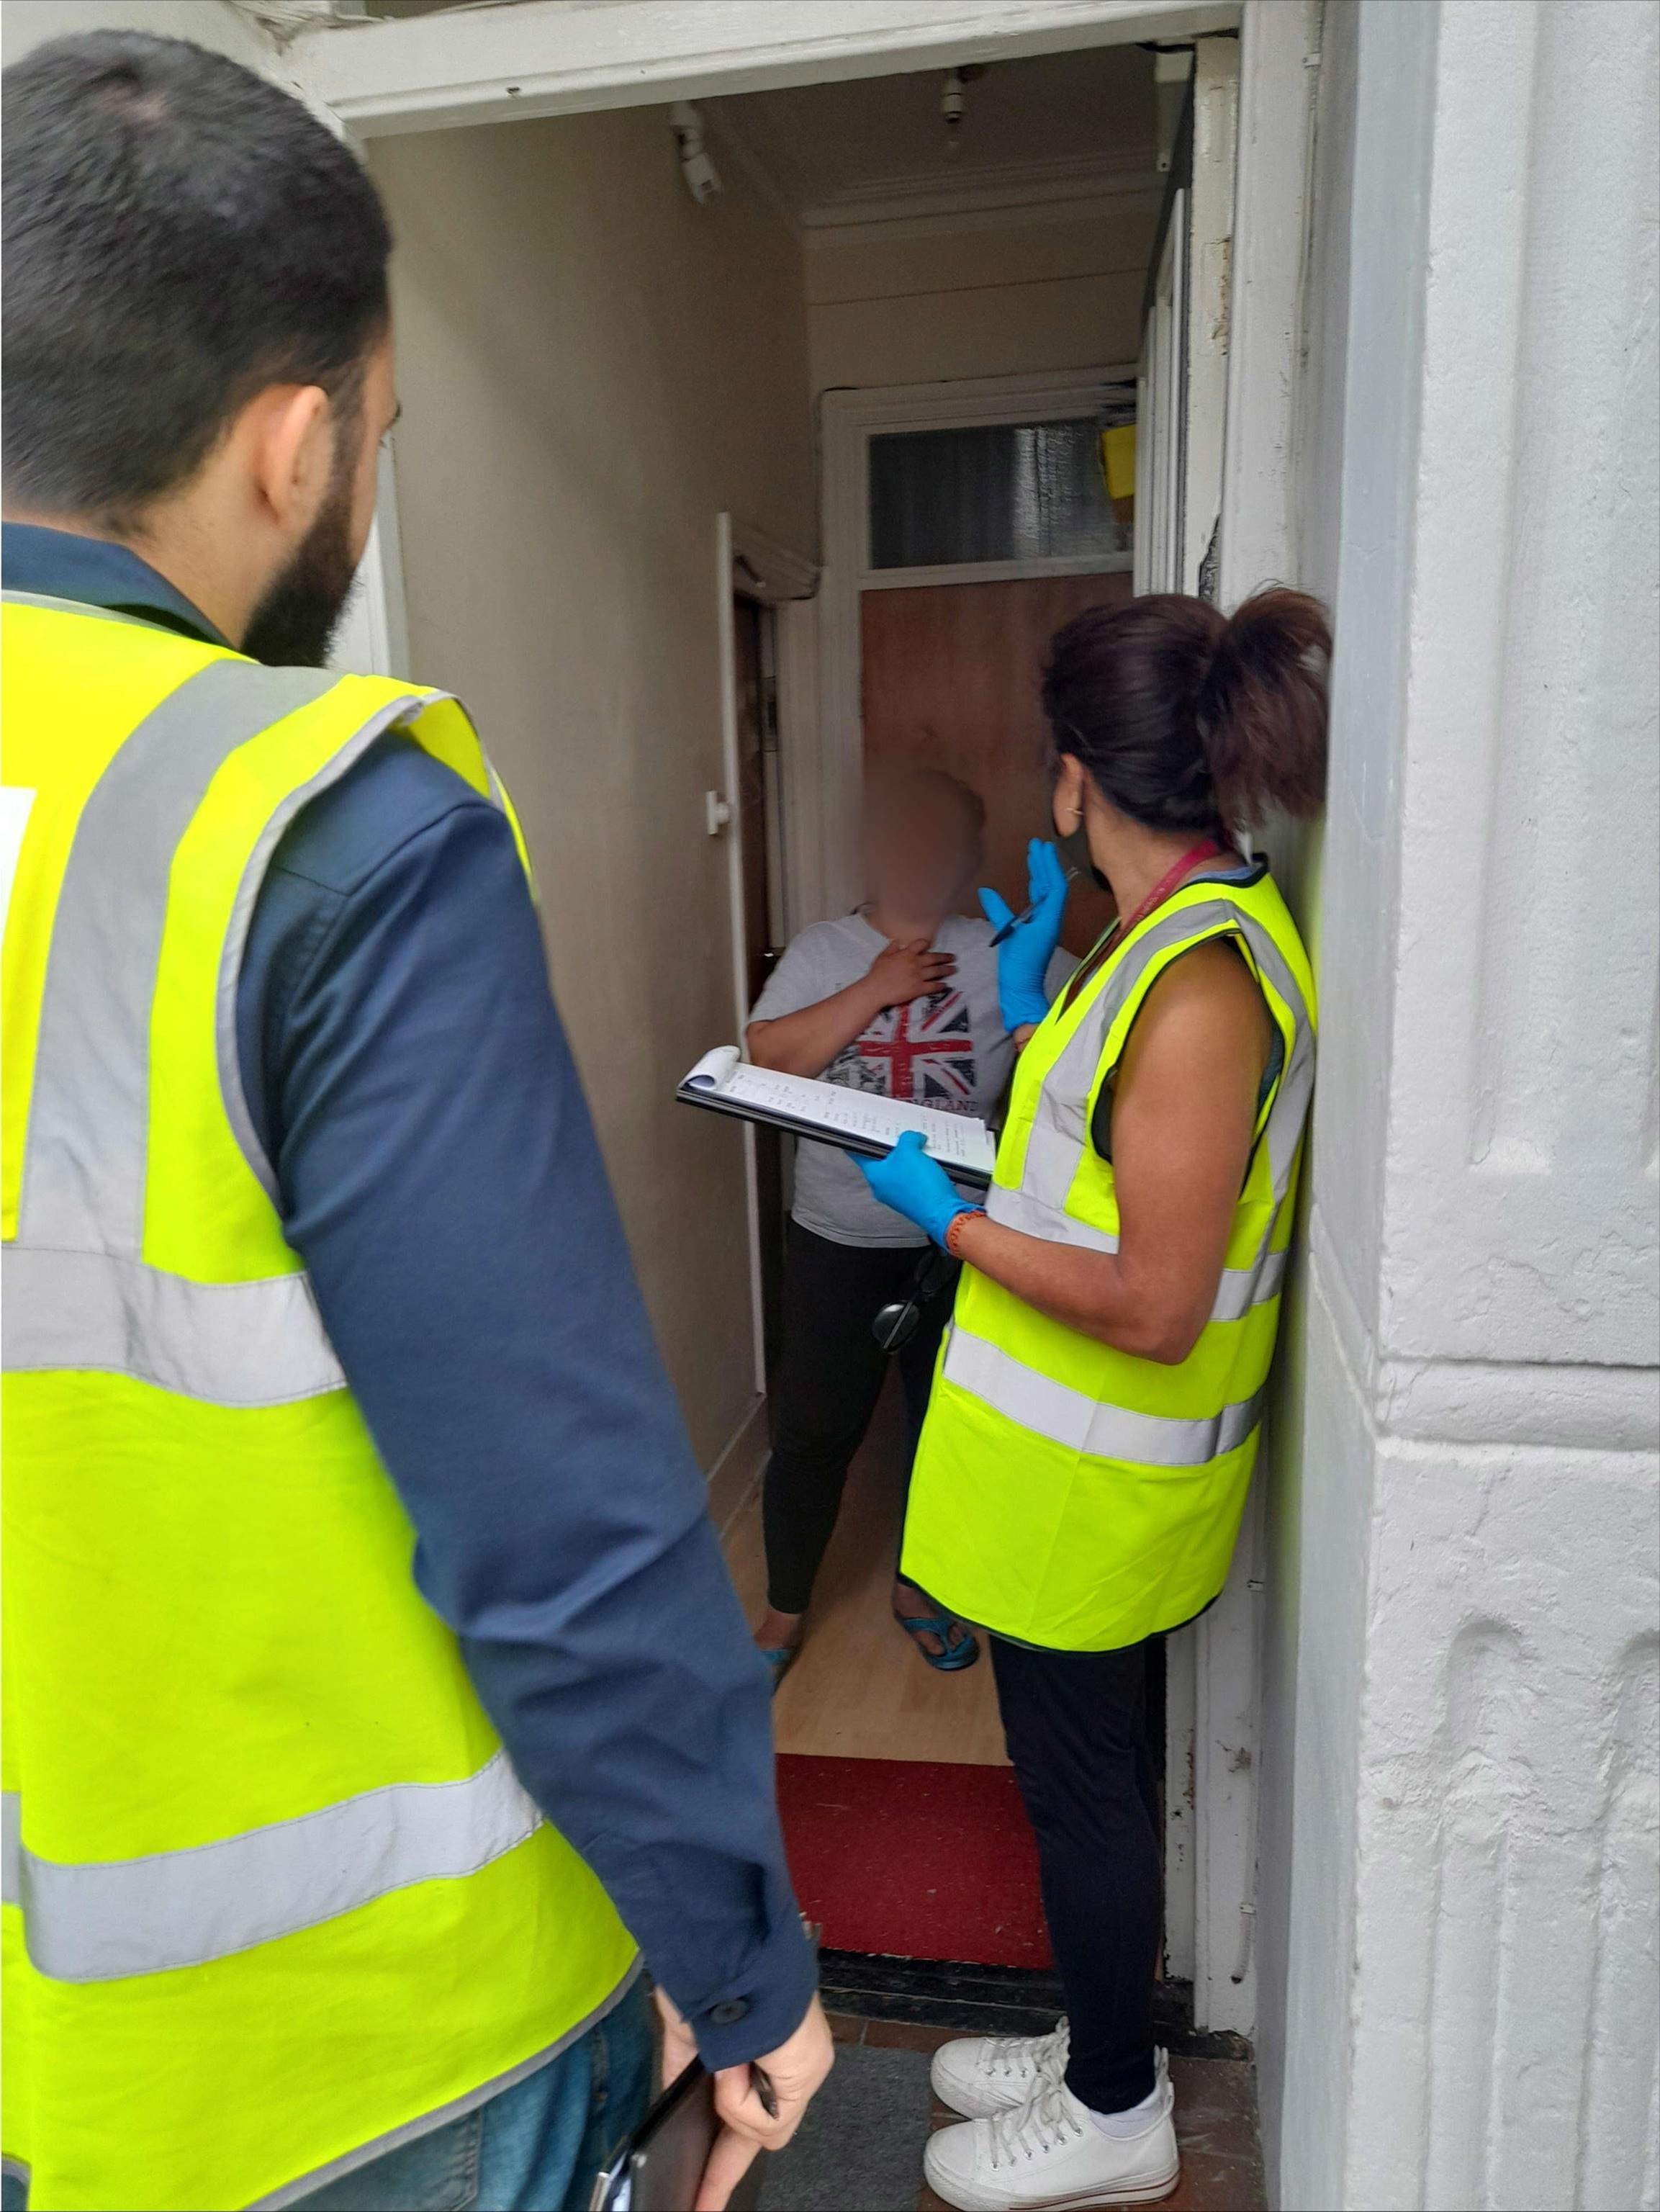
top-left (1, 32), bottom-right (829, 2212)
top-left (745, 770), bottom-right (1069, 1688)
top-left (856, 591), bottom-right (1328, 2211)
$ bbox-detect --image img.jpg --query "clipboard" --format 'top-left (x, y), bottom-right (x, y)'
top-left (588, 2057), bottom-right (766, 2212)
top-left (677, 1046), bottom-right (995, 1189)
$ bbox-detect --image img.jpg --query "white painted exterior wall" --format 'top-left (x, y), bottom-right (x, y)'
top-left (1260, 5), bottom-right (1660, 2209)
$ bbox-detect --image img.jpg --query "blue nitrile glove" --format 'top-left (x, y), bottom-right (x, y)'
top-left (979, 837), bottom-right (1070, 1032)
top-left (857, 1130), bottom-right (977, 1248)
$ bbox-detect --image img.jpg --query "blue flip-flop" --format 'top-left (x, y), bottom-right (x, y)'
top-left (759, 1644), bottom-right (800, 1695)
top-left (893, 1611), bottom-right (980, 1672)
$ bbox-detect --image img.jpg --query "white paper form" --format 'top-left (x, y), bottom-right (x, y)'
top-left (681, 1046), bottom-right (996, 1180)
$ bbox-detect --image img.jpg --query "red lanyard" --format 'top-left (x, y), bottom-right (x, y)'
top-left (1111, 836), bottom-right (1224, 941)
top-left (1062, 837), bottom-right (1224, 1013)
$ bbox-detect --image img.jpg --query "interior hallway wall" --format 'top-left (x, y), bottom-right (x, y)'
top-left (806, 200), bottom-right (1160, 392)
top-left (370, 109), bottom-right (813, 1462)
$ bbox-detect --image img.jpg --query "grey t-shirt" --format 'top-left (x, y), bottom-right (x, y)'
top-left (749, 911), bottom-right (1066, 1249)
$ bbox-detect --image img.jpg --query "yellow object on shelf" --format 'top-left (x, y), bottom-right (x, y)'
top-left (1101, 423), bottom-right (1137, 501)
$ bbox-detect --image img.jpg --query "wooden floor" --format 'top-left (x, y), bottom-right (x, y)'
top-left (719, 1377), bottom-right (1009, 1767)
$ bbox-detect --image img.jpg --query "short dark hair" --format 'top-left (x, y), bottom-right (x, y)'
top-left (2, 30), bottom-right (392, 529)
top-left (1043, 588), bottom-right (1331, 838)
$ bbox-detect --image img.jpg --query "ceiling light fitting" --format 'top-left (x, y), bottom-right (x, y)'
top-left (669, 103), bottom-right (725, 205)
top-left (940, 64), bottom-right (986, 160)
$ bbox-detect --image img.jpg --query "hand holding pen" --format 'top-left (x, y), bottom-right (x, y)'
top-left (978, 838), bottom-right (1075, 1033)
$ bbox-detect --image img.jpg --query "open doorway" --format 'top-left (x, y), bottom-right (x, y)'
top-left (358, 4), bottom-right (1273, 2047)
top-left (705, 45), bottom-right (1218, 1998)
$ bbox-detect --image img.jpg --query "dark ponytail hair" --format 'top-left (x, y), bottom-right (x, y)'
top-left (1042, 588), bottom-right (1330, 839)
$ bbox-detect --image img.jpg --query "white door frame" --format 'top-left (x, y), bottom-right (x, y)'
top-left (326, 446), bottom-right (409, 679)
top-left (1135, 193), bottom-right (1188, 596)
top-left (716, 516), bottom-right (820, 1395)
top-left (818, 367), bottom-right (1136, 920)
top-left (1180, 33), bottom-right (1240, 595)
top-left (285, 0), bottom-right (1239, 139)
top-left (285, 0), bottom-right (1321, 2044)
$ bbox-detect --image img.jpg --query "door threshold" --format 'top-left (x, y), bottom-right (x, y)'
top-left (817, 1950), bottom-right (1250, 2059)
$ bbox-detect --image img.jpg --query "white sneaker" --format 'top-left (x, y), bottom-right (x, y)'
top-left (931, 2020), bottom-right (1071, 2118)
top-left (931, 2022), bottom-right (1169, 2121)
top-left (924, 2077), bottom-right (1180, 2211)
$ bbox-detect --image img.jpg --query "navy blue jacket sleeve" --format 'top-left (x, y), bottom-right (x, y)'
top-left (238, 737), bottom-right (815, 2069)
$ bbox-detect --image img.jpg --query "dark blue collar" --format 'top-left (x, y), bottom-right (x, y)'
top-left (1, 522), bottom-right (229, 647)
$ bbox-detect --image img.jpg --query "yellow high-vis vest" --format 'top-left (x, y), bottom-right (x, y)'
top-left (1, 594), bottom-right (637, 2212)
top-left (901, 865), bottom-right (1316, 1653)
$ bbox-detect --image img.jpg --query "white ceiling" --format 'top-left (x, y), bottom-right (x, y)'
top-left (708, 44), bottom-right (1160, 234)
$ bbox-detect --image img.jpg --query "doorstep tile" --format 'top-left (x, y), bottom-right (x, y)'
top-left (911, 2060), bottom-right (1264, 2212)
top-left (1168, 2058), bottom-right (1263, 2173)
top-left (1165, 2147), bottom-right (1267, 2211)
top-left (864, 2018), bottom-right (957, 2054)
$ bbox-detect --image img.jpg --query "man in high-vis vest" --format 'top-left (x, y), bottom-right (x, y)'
top-left (1, 30), bottom-right (829, 2212)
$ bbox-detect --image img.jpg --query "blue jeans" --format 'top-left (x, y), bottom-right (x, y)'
top-left (296, 1977), bottom-right (652, 2212)
top-left (0, 1981), bottom-right (651, 2212)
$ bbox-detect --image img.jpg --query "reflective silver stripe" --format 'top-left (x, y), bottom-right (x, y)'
top-left (256, 1962), bottom-right (643, 2209)
top-left (16, 660), bottom-right (337, 1255)
top-left (944, 1325), bottom-right (1263, 1466)
top-left (988, 1166), bottom-right (1293, 1321)
top-left (1, 1791), bottom-right (19, 1907)
top-left (9, 1751), bottom-right (541, 1983)
top-left (1016, 904), bottom-right (1245, 1223)
top-left (1009, 896), bottom-right (1314, 1312)
top-left (1212, 1241), bottom-right (1289, 1323)
top-left (5, 642), bottom-right (465, 1398)
top-left (1, 1245), bottom-right (346, 1403)
top-left (987, 1183), bottom-right (1118, 1251)
top-left (1, 588), bottom-right (168, 629)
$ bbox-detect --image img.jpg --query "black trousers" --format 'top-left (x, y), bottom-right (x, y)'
top-left (762, 1219), bottom-right (955, 1615)
top-left (991, 1635), bottom-right (1161, 2116)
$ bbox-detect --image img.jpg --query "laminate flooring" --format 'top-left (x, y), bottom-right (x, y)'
top-left (719, 1376), bottom-right (1009, 1767)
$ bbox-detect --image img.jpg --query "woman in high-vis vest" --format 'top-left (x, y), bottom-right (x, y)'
top-left (857, 588), bottom-right (1330, 2212)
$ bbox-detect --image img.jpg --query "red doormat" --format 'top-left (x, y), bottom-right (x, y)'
top-left (775, 1755), bottom-right (1052, 1969)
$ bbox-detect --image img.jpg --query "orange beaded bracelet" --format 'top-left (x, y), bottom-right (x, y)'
top-left (944, 1205), bottom-right (985, 1259)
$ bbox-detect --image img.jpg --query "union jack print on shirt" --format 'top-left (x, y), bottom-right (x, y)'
top-left (827, 988), bottom-right (978, 1115)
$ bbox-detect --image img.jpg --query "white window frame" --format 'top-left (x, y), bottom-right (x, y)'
top-left (281, 0), bottom-right (1321, 2045)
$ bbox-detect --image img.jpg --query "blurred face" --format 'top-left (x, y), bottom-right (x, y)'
top-left (242, 330), bottom-right (396, 667)
top-left (864, 777), bottom-right (983, 915)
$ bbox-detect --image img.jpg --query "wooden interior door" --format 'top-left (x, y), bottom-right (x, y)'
top-left (860, 570), bottom-right (1133, 955)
